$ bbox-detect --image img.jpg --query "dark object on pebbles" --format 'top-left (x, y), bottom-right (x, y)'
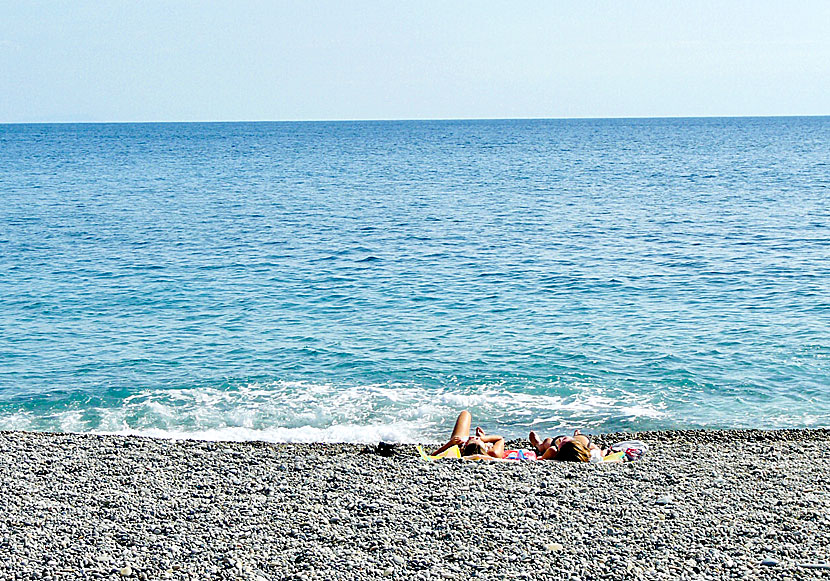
top-left (375, 441), bottom-right (397, 457)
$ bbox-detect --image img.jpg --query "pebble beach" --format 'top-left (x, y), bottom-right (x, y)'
top-left (2, 430), bottom-right (830, 580)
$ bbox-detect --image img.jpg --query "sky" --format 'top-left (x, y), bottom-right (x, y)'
top-left (1, 1), bottom-right (829, 123)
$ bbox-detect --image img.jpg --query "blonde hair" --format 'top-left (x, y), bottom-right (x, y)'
top-left (554, 440), bottom-right (591, 462)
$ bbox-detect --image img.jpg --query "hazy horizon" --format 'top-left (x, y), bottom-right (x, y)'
top-left (3, 114), bottom-right (830, 127)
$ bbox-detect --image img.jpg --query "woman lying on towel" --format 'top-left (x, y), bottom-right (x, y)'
top-left (430, 411), bottom-right (537, 461)
top-left (529, 429), bottom-right (601, 462)
top-left (530, 430), bottom-right (648, 462)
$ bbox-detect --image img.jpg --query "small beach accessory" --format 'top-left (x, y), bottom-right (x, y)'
top-left (376, 442), bottom-right (396, 457)
top-left (602, 450), bottom-right (626, 462)
top-left (607, 440), bottom-right (648, 462)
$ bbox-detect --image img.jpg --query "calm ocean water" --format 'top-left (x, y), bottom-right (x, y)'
top-left (0, 118), bottom-right (828, 442)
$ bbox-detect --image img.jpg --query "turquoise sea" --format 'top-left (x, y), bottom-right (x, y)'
top-left (1, 118), bottom-right (828, 442)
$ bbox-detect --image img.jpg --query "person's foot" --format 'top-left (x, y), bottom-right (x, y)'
top-left (529, 430), bottom-right (541, 450)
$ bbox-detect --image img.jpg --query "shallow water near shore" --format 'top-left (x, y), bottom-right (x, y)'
top-left (1, 117), bottom-right (828, 441)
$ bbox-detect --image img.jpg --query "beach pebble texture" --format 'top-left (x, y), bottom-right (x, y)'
top-left (1, 429), bottom-right (829, 580)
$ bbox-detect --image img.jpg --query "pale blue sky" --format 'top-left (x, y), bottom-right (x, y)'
top-left (2, 1), bottom-right (829, 122)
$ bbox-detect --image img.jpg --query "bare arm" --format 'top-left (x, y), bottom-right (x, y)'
top-left (474, 427), bottom-right (505, 458)
top-left (487, 437), bottom-right (505, 459)
top-left (431, 436), bottom-right (464, 456)
top-left (540, 446), bottom-right (558, 460)
top-left (463, 453), bottom-right (506, 462)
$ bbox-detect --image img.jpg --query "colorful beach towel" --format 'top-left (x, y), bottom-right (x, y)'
top-left (503, 449), bottom-right (537, 461)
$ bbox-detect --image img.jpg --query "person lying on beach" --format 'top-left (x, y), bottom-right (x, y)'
top-left (529, 429), bottom-right (601, 462)
top-left (431, 410), bottom-right (506, 460)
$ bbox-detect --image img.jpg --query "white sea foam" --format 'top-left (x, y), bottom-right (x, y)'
top-left (108, 423), bottom-right (421, 444)
top-left (619, 404), bottom-right (665, 419)
top-left (0, 379), bottom-right (669, 443)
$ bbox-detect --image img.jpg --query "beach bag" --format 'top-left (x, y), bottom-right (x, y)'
top-left (606, 440), bottom-right (648, 462)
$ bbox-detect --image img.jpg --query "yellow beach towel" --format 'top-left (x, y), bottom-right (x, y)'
top-left (417, 444), bottom-right (461, 461)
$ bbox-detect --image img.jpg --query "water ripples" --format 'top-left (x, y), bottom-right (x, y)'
top-left (0, 118), bottom-right (828, 440)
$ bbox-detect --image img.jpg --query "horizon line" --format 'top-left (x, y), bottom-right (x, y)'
top-left (2, 113), bottom-right (829, 126)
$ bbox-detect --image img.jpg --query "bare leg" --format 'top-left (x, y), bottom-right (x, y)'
top-left (449, 411), bottom-right (472, 443)
top-left (431, 411), bottom-right (473, 456)
top-left (529, 431), bottom-right (541, 448)
top-left (529, 431), bottom-right (553, 453)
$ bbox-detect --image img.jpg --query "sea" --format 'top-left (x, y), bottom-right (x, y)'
top-left (1, 117), bottom-right (828, 443)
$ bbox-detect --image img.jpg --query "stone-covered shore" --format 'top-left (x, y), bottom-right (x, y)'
top-left (1, 429), bottom-right (829, 581)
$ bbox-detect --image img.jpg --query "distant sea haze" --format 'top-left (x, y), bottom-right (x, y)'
top-left (0, 117), bottom-right (828, 442)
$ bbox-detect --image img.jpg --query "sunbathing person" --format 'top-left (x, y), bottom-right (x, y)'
top-left (529, 429), bottom-right (600, 462)
top-left (431, 410), bottom-right (506, 460)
